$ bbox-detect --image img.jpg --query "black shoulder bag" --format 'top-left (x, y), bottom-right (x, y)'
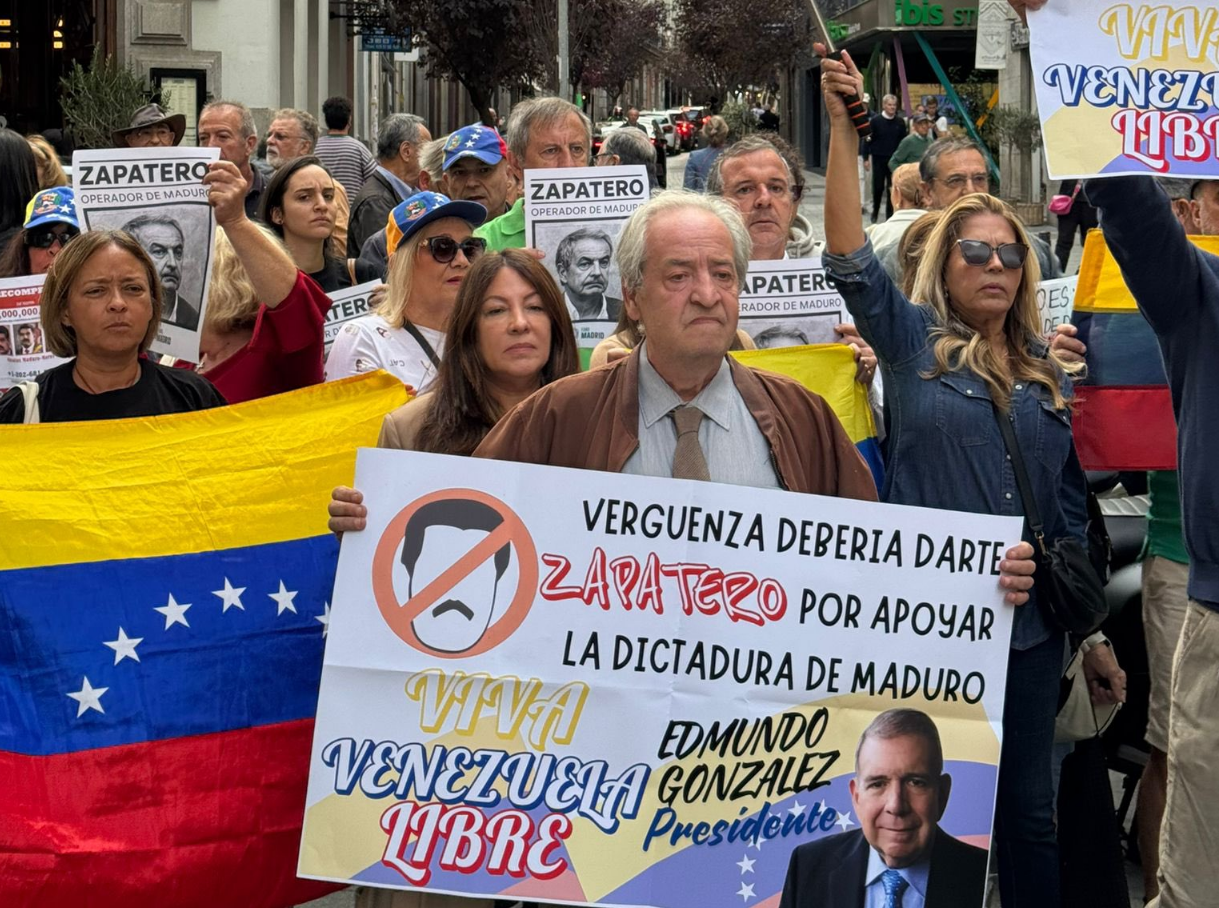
top-left (992, 403), bottom-right (1111, 636)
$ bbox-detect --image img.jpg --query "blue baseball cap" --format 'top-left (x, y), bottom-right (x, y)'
top-left (385, 191), bottom-right (487, 255)
top-left (24, 187), bottom-right (79, 231)
top-left (442, 124), bottom-right (508, 172)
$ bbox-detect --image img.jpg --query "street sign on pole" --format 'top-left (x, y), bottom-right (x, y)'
top-left (360, 28), bottom-right (411, 53)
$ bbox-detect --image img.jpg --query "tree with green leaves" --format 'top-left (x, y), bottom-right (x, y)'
top-left (672, 0), bottom-right (814, 102)
top-left (59, 48), bottom-right (161, 149)
top-left (387, 0), bottom-right (548, 126)
top-left (579, 0), bottom-right (668, 110)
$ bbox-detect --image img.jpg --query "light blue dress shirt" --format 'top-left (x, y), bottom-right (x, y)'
top-left (621, 342), bottom-right (780, 489)
top-left (864, 847), bottom-right (929, 908)
top-left (375, 165), bottom-right (414, 203)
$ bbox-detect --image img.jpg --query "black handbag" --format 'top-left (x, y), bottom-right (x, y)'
top-left (992, 403), bottom-right (1111, 636)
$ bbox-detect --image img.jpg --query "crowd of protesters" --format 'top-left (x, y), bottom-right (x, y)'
top-left (1, 16), bottom-right (1214, 902)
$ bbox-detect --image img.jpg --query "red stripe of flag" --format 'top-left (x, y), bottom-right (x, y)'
top-left (0, 718), bottom-right (340, 908)
top-left (1072, 385), bottom-right (1177, 471)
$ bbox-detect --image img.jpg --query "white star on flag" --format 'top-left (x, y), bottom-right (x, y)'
top-left (67, 676), bottom-right (108, 717)
top-left (213, 577), bottom-right (246, 612)
top-left (750, 836), bottom-right (764, 852)
top-left (154, 593), bottom-right (191, 629)
top-left (465, 139), bottom-right (477, 147)
top-left (736, 882), bottom-right (755, 902)
top-left (270, 580), bottom-right (298, 615)
top-left (315, 601), bottom-right (331, 636)
top-left (736, 855), bottom-right (756, 874)
top-left (103, 627), bottom-right (143, 664)
top-left (59, 204), bottom-right (72, 213)
top-left (788, 800), bottom-right (806, 817)
top-left (835, 810), bottom-right (856, 831)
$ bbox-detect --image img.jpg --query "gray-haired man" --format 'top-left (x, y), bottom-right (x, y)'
top-left (348, 113), bottom-right (431, 257)
top-left (472, 189), bottom-right (878, 497)
top-left (475, 97), bottom-right (592, 251)
top-left (198, 100), bottom-right (263, 219)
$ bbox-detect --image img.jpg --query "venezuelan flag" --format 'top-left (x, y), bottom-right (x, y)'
top-left (0, 373), bottom-right (407, 908)
top-left (732, 343), bottom-right (884, 488)
top-left (1069, 231), bottom-right (1219, 469)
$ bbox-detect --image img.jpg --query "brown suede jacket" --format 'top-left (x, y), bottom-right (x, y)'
top-left (474, 348), bottom-right (878, 500)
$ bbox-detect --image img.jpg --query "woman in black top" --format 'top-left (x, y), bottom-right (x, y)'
top-left (0, 230), bottom-right (225, 423)
top-left (260, 155), bottom-right (351, 293)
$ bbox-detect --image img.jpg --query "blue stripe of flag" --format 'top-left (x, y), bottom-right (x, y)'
top-left (0, 535), bottom-right (338, 757)
top-left (856, 438), bottom-right (884, 491)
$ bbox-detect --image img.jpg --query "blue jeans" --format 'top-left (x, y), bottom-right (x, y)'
top-left (997, 631), bottom-right (1065, 908)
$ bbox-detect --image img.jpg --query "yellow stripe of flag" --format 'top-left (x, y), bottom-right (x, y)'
top-left (1077, 229), bottom-right (1219, 313)
top-left (0, 373), bottom-right (408, 572)
top-left (732, 343), bottom-right (876, 445)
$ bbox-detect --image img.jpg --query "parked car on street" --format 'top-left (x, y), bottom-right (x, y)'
top-left (641, 110), bottom-right (679, 154)
top-left (667, 109), bottom-right (697, 151)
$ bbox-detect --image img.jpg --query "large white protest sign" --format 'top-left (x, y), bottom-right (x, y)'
top-left (525, 166), bottom-right (650, 366)
top-left (300, 450), bottom-right (1021, 908)
top-left (324, 280), bottom-right (381, 354)
top-left (1036, 275), bottom-right (1077, 336)
top-left (0, 275), bottom-right (67, 390)
top-left (740, 258), bottom-right (847, 348)
top-left (1029, 1), bottom-right (1219, 179)
top-left (72, 147), bottom-right (221, 362)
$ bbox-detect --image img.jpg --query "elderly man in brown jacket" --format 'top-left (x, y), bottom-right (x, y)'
top-left (473, 191), bottom-right (877, 498)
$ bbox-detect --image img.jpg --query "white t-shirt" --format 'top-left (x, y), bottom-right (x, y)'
top-left (324, 313), bottom-right (446, 393)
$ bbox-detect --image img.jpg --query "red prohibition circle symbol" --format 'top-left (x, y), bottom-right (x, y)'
top-left (371, 488), bottom-right (538, 657)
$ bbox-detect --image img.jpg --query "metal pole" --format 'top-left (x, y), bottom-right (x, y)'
top-left (558, 0), bottom-right (570, 100)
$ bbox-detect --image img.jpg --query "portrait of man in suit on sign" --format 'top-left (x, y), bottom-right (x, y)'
top-left (778, 708), bottom-right (989, 908)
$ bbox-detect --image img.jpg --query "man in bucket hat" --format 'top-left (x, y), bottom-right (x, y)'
top-left (112, 104), bottom-right (186, 148)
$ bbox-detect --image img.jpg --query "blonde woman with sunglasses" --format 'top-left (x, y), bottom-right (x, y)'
top-left (326, 191), bottom-right (487, 393)
top-left (818, 46), bottom-right (1123, 908)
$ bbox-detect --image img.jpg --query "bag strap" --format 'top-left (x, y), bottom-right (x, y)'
top-left (403, 320), bottom-right (442, 370)
top-left (991, 402), bottom-right (1047, 554)
top-left (18, 380), bottom-right (40, 425)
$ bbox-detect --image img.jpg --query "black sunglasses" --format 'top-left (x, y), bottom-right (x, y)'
top-left (421, 236), bottom-right (486, 264)
top-left (26, 227), bottom-right (79, 249)
top-left (955, 239), bottom-right (1028, 269)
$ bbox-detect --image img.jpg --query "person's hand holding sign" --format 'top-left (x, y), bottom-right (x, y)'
top-left (1050, 324), bottom-right (1086, 365)
top-left (202, 160), bottom-right (248, 228)
top-left (329, 486), bottom-right (367, 538)
top-left (999, 542), bottom-right (1036, 606)
top-left (815, 43), bottom-right (867, 131)
top-left (1007, 0), bottom-right (1046, 23)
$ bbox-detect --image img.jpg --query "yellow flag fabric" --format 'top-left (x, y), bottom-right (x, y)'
top-left (1077, 230), bottom-right (1219, 313)
top-left (732, 343), bottom-right (877, 445)
top-left (0, 372), bottom-right (408, 572)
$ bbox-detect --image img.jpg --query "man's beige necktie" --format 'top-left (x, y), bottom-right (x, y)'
top-left (670, 405), bottom-right (710, 481)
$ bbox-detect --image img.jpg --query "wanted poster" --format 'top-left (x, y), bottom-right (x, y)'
top-left (72, 147), bottom-right (221, 362)
top-left (524, 165), bottom-right (650, 367)
top-left (0, 275), bottom-right (67, 390)
top-left (324, 280), bottom-right (381, 354)
top-left (739, 258), bottom-right (848, 348)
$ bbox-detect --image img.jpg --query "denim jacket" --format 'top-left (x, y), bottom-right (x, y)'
top-left (824, 240), bottom-right (1088, 650)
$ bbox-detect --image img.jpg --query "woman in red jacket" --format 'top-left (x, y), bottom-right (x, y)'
top-left (196, 162), bottom-right (333, 403)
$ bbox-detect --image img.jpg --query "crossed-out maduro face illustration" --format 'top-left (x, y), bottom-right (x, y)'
top-left (372, 488), bottom-right (538, 657)
top-left (401, 498), bottom-right (509, 653)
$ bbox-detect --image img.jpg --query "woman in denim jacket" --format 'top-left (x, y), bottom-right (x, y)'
top-left (819, 50), bottom-right (1090, 908)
